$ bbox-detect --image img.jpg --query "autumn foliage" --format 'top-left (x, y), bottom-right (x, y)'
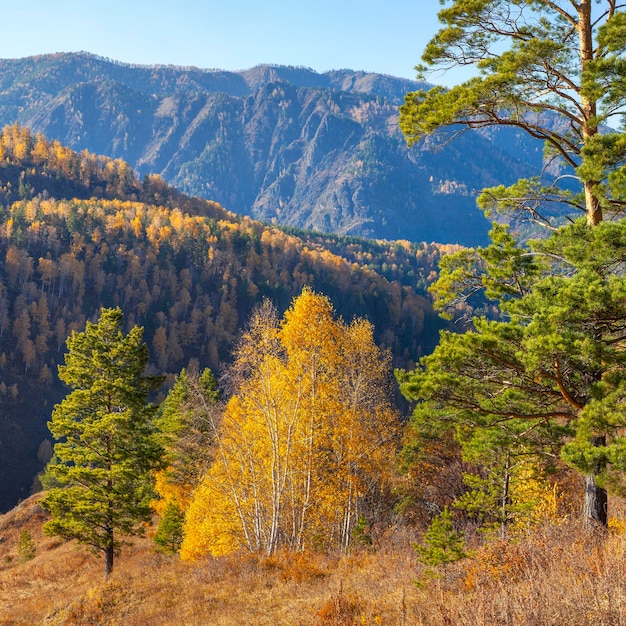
top-left (180, 289), bottom-right (400, 559)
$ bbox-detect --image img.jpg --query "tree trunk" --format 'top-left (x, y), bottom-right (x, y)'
top-left (584, 182), bottom-right (603, 227)
top-left (578, 2), bottom-right (605, 526)
top-left (578, 0), bottom-right (602, 227)
top-left (500, 467), bottom-right (511, 540)
top-left (584, 474), bottom-right (607, 528)
top-left (105, 545), bottom-right (114, 577)
top-left (104, 529), bottom-right (114, 577)
top-left (583, 435), bottom-right (608, 528)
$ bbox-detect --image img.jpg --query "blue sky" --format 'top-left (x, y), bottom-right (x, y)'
top-left (3, 0), bottom-right (471, 86)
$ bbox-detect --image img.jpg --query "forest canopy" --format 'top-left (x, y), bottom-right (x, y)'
top-left (0, 123), bottom-right (446, 512)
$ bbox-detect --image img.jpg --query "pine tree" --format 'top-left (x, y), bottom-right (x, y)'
top-left (153, 501), bottom-right (186, 555)
top-left (156, 367), bottom-right (220, 494)
top-left (414, 507), bottom-right (469, 579)
top-left (398, 1), bottom-right (626, 528)
top-left (40, 307), bottom-right (163, 577)
top-left (399, 220), bottom-right (626, 528)
top-left (17, 529), bottom-right (36, 563)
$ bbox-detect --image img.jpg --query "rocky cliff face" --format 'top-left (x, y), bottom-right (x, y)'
top-left (0, 53), bottom-right (547, 245)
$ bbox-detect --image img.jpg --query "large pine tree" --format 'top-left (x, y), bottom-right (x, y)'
top-left (399, 1), bottom-right (626, 527)
top-left (41, 307), bottom-right (163, 576)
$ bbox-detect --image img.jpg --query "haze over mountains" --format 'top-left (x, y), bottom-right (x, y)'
top-left (0, 52), bottom-right (548, 245)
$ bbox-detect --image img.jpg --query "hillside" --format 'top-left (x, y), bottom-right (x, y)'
top-left (0, 124), bottom-right (447, 512)
top-left (0, 52), bottom-right (549, 245)
top-left (1, 493), bottom-right (624, 625)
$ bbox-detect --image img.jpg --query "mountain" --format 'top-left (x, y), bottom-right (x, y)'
top-left (0, 125), bottom-right (448, 512)
top-left (0, 53), bottom-right (547, 245)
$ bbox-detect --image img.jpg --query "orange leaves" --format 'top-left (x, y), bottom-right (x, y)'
top-left (463, 540), bottom-right (530, 591)
top-left (281, 286), bottom-right (341, 358)
top-left (180, 289), bottom-right (401, 560)
top-left (4, 246), bottom-right (33, 287)
top-left (180, 474), bottom-right (243, 559)
top-left (152, 470), bottom-right (191, 516)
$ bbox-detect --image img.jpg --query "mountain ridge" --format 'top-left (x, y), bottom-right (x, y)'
top-left (0, 52), bottom-right (424, 102)
top-left (0, 52), bottom-right (547, 245)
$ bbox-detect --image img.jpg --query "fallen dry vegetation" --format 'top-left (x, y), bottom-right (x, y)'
top-left (1, 494), bottom-right (626, 625)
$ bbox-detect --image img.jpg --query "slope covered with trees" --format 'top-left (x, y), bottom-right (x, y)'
top-left (0, 125), bottom-right (444, 512)
top-left (2, 5), bottom-right (626, 620)
top-left (0, 52), bottom-right (557, 245)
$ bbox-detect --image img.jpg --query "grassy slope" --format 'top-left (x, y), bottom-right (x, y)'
top-left (2, 494), bottom-right (626, 625)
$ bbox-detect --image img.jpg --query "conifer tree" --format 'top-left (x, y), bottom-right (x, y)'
top-left (41, 307), bottom-right (163, 577)
top-left (153, 501), bottom-right (186, 555)
top-left (17, 529), bottom-right (36, 563)
top-left (400, 220), bottom-right (626, 527)
top-left (414, 507), bottom-right (469, 579)
top-left (156, 367), bottom-right (220, 495)
top-left (152, 367), bottom-right (221, 549)
top-left (398, 0), bottom-right (626, 528)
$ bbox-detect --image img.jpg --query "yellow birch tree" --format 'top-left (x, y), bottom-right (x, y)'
top-left (180, 289), bottom-right (400, 560)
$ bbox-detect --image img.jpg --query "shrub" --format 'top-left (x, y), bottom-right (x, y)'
top-left (17, 529), bottom-right (36, 563)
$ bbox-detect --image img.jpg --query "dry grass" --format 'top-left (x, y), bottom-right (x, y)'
top-left (1, 495), bottom-right (626, 625)
top-left (407, 522), bottom-right (626, 626)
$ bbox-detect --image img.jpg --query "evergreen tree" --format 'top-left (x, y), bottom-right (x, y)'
top-left (399, 220), bottom-right (626, 527)
top-left (152, 367), bottom-right (222, 540)
top-left (414, 507), bottom-right (469, 579)
top-left (398, 0), bottom-right (626, 527)
top-left (400, 0), bottom-right (626, 228)
top-left (40, 307), bottom-right (163, 577)
top-left (17, 529), bottom-right (36, 563)
top-left (156, 367), bottom-right (220, 494)
top-left (153, 501), bottom-right (186, 555)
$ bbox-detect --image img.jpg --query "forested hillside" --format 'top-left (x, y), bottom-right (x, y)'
top-left (0, 52), bottom-right (552, 245)
top-left (0, 124), bottom-right (446, 512)
top-left (2, 1), bottom-right (626, 623)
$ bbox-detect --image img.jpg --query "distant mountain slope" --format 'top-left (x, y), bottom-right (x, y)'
top-left (0, 125), bottom-right (448, 512)
top-left (0, 53), bottom-right (547, 245)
